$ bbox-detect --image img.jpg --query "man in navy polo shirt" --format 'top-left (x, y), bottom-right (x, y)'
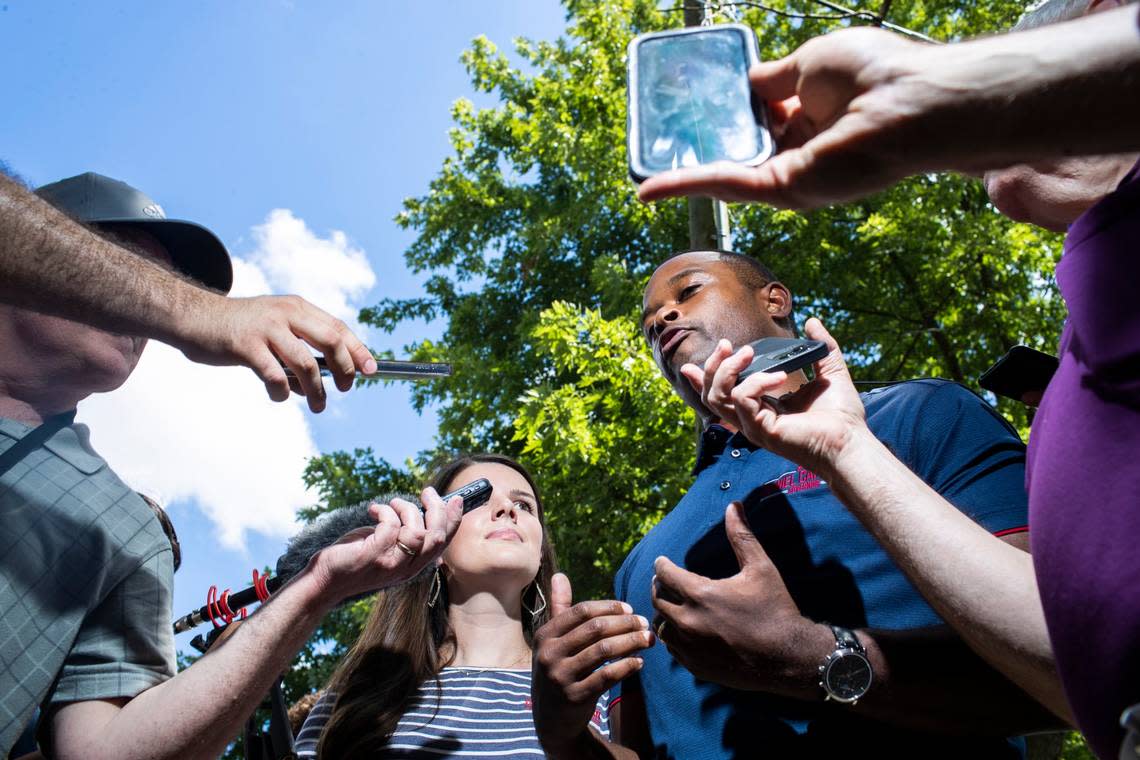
top-left (531, 249), bottom-right (1060, 759)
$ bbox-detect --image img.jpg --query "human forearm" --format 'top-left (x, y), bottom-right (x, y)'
top-left (0, 172), bottom-right (197, 341)
top-left (52, 571), bottom-right (334, 760)
top-left (893, 4), bottom-right (1140, 173)
top-left (848, 626), bottom-right (1063, 734)
top-left (730, 613), bottom-right (1059, 734)
top-left (823, 428), bottom-right (1070, 722)
top-left (638, 6), bottom-right (1140, 208)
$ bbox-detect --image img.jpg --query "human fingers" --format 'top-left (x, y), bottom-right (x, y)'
top-left (389, 497), bottom-right (428, 558)
top-left (637, 149), bottom-right (818, 207)
top-left (735, 393), bottom-right (781, 443)
top-left (651, 556), bottom-right (702, 614)
top-left (564, 657), bottom-right (645, 706)
top-left (369, 501), bottom-right (402, 546)
top-left (731, 369), bottom-right (789, 408)
top-left (560, 626), bottom-right (654, 682)
top-left (287, 300), bottom-right (375, 392)
top-left (243, 342), bottom-right (292, 403)
top-left (802, 317), bottom-right (847, 377)
top-left (556, 612), bottom-right (652, 663)
top-left (388, 497), bottom-right (426, 532)
top-left (420, 487), bottom-right (463, 556)
top-left (539, 600), bottom-right (634, 641)
top-left (680, 363), bottom-right (705, 397)
top-left (638, 160), bottom-right (782, 204)
top-left (551, 573), bottom-right (573, 618)
top-left (748, 55), bottom-right (802, 106)
top-left (724, 502), bottom-right (772, 573)
top-left (697, 339), bottom-right (733, 405)
top-left (707, 343), bottom-right (755, 417)
top-left (270, 331), bottom-right (327, 412)
top-left (768, 96), bottom-right (816, 150)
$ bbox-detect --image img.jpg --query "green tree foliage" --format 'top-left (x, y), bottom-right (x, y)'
top-left (512, 300), bottom-right (695, 590)
top-left (285, 0), bottom-right (1090, 755)
top-left (313, 0), bottom-right (1065, 592)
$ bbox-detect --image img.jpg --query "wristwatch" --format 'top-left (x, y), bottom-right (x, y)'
top-left (818, 624), bottom-right (873, 705)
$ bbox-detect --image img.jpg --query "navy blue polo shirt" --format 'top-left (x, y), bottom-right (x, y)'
top-left (613, 380), bottom-right (1028, 759)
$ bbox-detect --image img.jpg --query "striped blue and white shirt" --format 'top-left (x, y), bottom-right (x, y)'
top-left (295, 667), bottom-right (611, 758)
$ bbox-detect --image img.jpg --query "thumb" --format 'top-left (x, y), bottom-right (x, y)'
top-left (551, 572), bottom-right (573, 617)
top-left (724, 501), bottom-right (770, 572)
top-left (803, 318), bottom-right (853, 382)
top-left (749, 54), bottom-right (801, 104)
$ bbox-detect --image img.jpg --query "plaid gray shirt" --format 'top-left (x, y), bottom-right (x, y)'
top-left (0, 417), bottom-right (175, 755)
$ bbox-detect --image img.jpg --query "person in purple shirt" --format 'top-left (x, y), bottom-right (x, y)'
top-left (635, 0), bottom-right (1140, 756)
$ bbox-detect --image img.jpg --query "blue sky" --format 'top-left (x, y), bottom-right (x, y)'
top-left (1, 0), bottom-right (569, 652)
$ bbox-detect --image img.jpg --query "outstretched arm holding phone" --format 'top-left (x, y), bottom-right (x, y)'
top-left (681, 319), bottom-right (1070, 722)
top-left (638, 2), bottom-right (1140, 209)
top-left (0, 172), bottom-right (376, 412)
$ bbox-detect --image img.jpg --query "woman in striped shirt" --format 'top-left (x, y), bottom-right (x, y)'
top-left (296, 454), bottom-right (610, 759)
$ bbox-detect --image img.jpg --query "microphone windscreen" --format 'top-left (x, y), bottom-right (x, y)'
top-left (274, 492), bottom-right (419, 583)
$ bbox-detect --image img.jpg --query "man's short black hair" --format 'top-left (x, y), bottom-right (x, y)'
top-left (668, 249), bottom-right (797, 334)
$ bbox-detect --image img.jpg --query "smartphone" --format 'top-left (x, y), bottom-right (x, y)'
top-left (281, 356), bottom-right (452, 381)
top-left (441, 478), bottom-right (493, 515)
top-left (735, 337), bottom-right (828, 385)
top-left (627, 23), bottom-right (774, 183)
top-left (978, 345), bottom-right (1058, 404)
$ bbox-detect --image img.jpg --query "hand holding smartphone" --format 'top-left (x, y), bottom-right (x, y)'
top-left (735, 337), bottom-right (828, 385)
top-left (627, 24), bottom-right (774, 183)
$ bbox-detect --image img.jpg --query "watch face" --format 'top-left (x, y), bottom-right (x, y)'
top-left (824, 652), bottom-right (872, 702)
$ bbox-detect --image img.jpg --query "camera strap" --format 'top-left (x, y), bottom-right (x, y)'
top-left (0, 410), bottom-right (77, 480)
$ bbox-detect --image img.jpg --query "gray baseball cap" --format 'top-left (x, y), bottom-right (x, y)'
top-left (35, 172), bottom-right (234, 293)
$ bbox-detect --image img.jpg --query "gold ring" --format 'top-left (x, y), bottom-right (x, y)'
top-left (654, 619), bottom-right (668, 641)
top-left (395, 540), bottom-right (418, 557)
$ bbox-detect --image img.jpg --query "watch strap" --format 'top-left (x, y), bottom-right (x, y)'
top-left (829, 624), bottom-right (865, 654)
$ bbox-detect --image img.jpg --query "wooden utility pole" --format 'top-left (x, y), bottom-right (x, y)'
top-left (683, 0), bottom-right (732, 252)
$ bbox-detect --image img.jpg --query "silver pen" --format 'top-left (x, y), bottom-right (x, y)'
top-left (282, 356), bottom-right (451, 380)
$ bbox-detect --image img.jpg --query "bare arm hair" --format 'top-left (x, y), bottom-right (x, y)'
top-left (0, 171), bottom-right (204, 344)
top-left (637, 4), bottom-right (1140, 208)
top-left (0, 170), bottom-right (378, 410)
top-left (825, 429), bottom-right (1071, 722)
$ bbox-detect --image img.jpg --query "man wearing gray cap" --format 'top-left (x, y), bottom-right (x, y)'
top-left (0, 171), bottom-right (401, 760)
top-left (0, 170), bottom-right (377, 411)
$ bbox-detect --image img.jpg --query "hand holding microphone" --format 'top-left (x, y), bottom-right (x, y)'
top-left (174, 486), bottom-right (466, 633)
top-left (305, 485), bottom-right (463, 604)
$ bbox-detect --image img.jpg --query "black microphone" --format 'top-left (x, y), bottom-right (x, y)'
top-left (171, 479), bottom-right (492, 634)
top-left (172, 495), bottom-right (407, 634)
top-left (272, 479), bottom-right (490, 582)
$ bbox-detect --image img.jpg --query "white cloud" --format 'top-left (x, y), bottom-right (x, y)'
top-left (246, 209), bottom-right (375, 329)
top-left (78, 210), bottom-right (376, 550)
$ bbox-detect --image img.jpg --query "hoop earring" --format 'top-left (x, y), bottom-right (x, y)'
top-left (522, 582), bottom-right (547, 619)
top-left (427, 567), bottom-right (442, 609)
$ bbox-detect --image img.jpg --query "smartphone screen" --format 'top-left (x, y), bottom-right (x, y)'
top-left (629, 24), bottom-right (772, 181)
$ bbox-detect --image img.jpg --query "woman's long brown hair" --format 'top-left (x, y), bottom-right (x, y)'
top-left (316, 454), bottom-right (557, 760)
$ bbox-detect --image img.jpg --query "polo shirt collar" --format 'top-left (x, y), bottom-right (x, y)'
top-left (0, 413), bottom-right (105, 475)
top-left (693, 422), bottom-right (737, 475)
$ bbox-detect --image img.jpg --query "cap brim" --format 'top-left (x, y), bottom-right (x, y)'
top-left (99, 219), bottom-right (234, 294)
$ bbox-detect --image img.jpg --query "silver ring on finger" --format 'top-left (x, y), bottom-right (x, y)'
top-left (395, 540), bottom-right (418, 558)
